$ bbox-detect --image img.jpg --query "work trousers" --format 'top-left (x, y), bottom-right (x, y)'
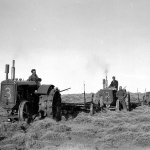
top-left (116, 98), bottom-right (127, 111)
top-left (111, 90), bottom-right (117, 106)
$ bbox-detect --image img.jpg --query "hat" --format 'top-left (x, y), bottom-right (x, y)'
top-left (31, 69), bottom-right (36, 73)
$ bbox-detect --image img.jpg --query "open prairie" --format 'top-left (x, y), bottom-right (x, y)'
top-left (0, 93), bottom-right (150, 150)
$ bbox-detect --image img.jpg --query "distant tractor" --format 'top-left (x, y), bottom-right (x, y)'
top-left (0, 60), bottom-right (62, 122)
top-left (94, 77), bottom-right (131, 111)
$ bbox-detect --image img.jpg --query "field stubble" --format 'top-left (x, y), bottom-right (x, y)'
top-left (0, 93), bottom-right (150, 150)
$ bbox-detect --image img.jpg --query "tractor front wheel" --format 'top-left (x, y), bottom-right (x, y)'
top-left (18, 101), bottom-right (31, 122)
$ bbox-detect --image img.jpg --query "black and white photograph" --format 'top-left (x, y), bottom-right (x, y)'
top-left (0, 0), bottom-right (150, 149)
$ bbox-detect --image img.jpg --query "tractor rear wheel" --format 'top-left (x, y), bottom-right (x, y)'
top-left (18, 101), bottom-right (31, 122)
top-left (47, 89), bottom-right (61, 121)
top-left (90, 103), bottom-right (94, 115)
top-left (52, 90), bottom-right (61, 121)
top-left (125, 93), bottom-right (131, 111)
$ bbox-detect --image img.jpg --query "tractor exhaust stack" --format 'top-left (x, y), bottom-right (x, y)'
top-left (103, 79), bottom-right (105, 89)
top-left (5, 64), bottom-right (9, 80)
top-left (103, 76), bottom-right (108, 89)
top-left (106, 76), bottom-right (108, 88)
top-left (11, 60), bottom-right (15, 80)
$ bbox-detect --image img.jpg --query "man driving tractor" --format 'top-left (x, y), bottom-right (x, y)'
top-left (109, 76), bottom-right (118, 106)
top-left (109, 76), bottom-right (118, 90)
top-left (27, 69), bottom-right (42, 86)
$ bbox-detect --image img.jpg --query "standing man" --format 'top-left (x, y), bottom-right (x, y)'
top-left (116, 86), bottom-right (127, 111)
top-left (109, 76), bottom-right (118, 106)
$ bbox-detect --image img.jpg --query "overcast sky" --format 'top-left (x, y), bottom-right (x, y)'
top-left (0, 0), bottom-right (150, 93)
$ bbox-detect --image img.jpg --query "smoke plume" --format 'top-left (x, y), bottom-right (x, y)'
top-left (86, 55), bottom-right (110, 75)
top-left (104, 64), bottom-right (109, 75)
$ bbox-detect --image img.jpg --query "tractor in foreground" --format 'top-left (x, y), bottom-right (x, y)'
top-left (0, 60), bottom-right (63, 122)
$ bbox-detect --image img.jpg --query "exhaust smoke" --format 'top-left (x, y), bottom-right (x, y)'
top-left (86, 55), bottom-right (110, 75)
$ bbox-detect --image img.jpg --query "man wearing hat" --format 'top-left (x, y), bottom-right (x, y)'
top-left (109, 76), bottom-right (118, 106)
top-left (109, 76), bottom-right (118, 90)
top-left (27, 69), bottom-right (42, 84)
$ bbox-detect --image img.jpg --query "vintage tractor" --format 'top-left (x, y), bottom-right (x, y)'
top-left (94, 76), bottom-right (131, 111)
top-left (0, 60), bottom-right (63, 122)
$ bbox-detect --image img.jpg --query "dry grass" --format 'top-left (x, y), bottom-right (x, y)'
top-left (133, 133), bottom-right (150, 147)
top-left (0, 93), bottom-right (150, 150)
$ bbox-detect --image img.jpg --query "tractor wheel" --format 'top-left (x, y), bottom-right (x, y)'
top-left (125, 93), bottom-right (131, 111)
top-left (52, 90), bottom-right (61, 121)
top-left (90, 103), bottom-right (94, 115)
top-left (18, 101), bottom-right (31, 122)
top-left (47, 89), bottom-right (61, 121)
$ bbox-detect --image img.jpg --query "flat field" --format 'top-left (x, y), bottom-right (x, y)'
top-left (0, 93), bottom-right (150, 150)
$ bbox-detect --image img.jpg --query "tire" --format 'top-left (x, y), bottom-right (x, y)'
top-left (47, 89), bottom-right (61, 121)
top-left (18, 101), bottom-right (31, 122)
top-left (52, 90), bottom-right (61, 121)
top-left (90, 103), bottom-right (94, 115)
top-left (125, 93), bottom-right (131, 111)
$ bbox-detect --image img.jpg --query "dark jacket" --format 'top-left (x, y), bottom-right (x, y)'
top-left (109, 80), bottom-right (118, 90)
top-left (116, 90), bottom-right (127, 100)
top-left (27, 74), bottom-right (39, 82)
